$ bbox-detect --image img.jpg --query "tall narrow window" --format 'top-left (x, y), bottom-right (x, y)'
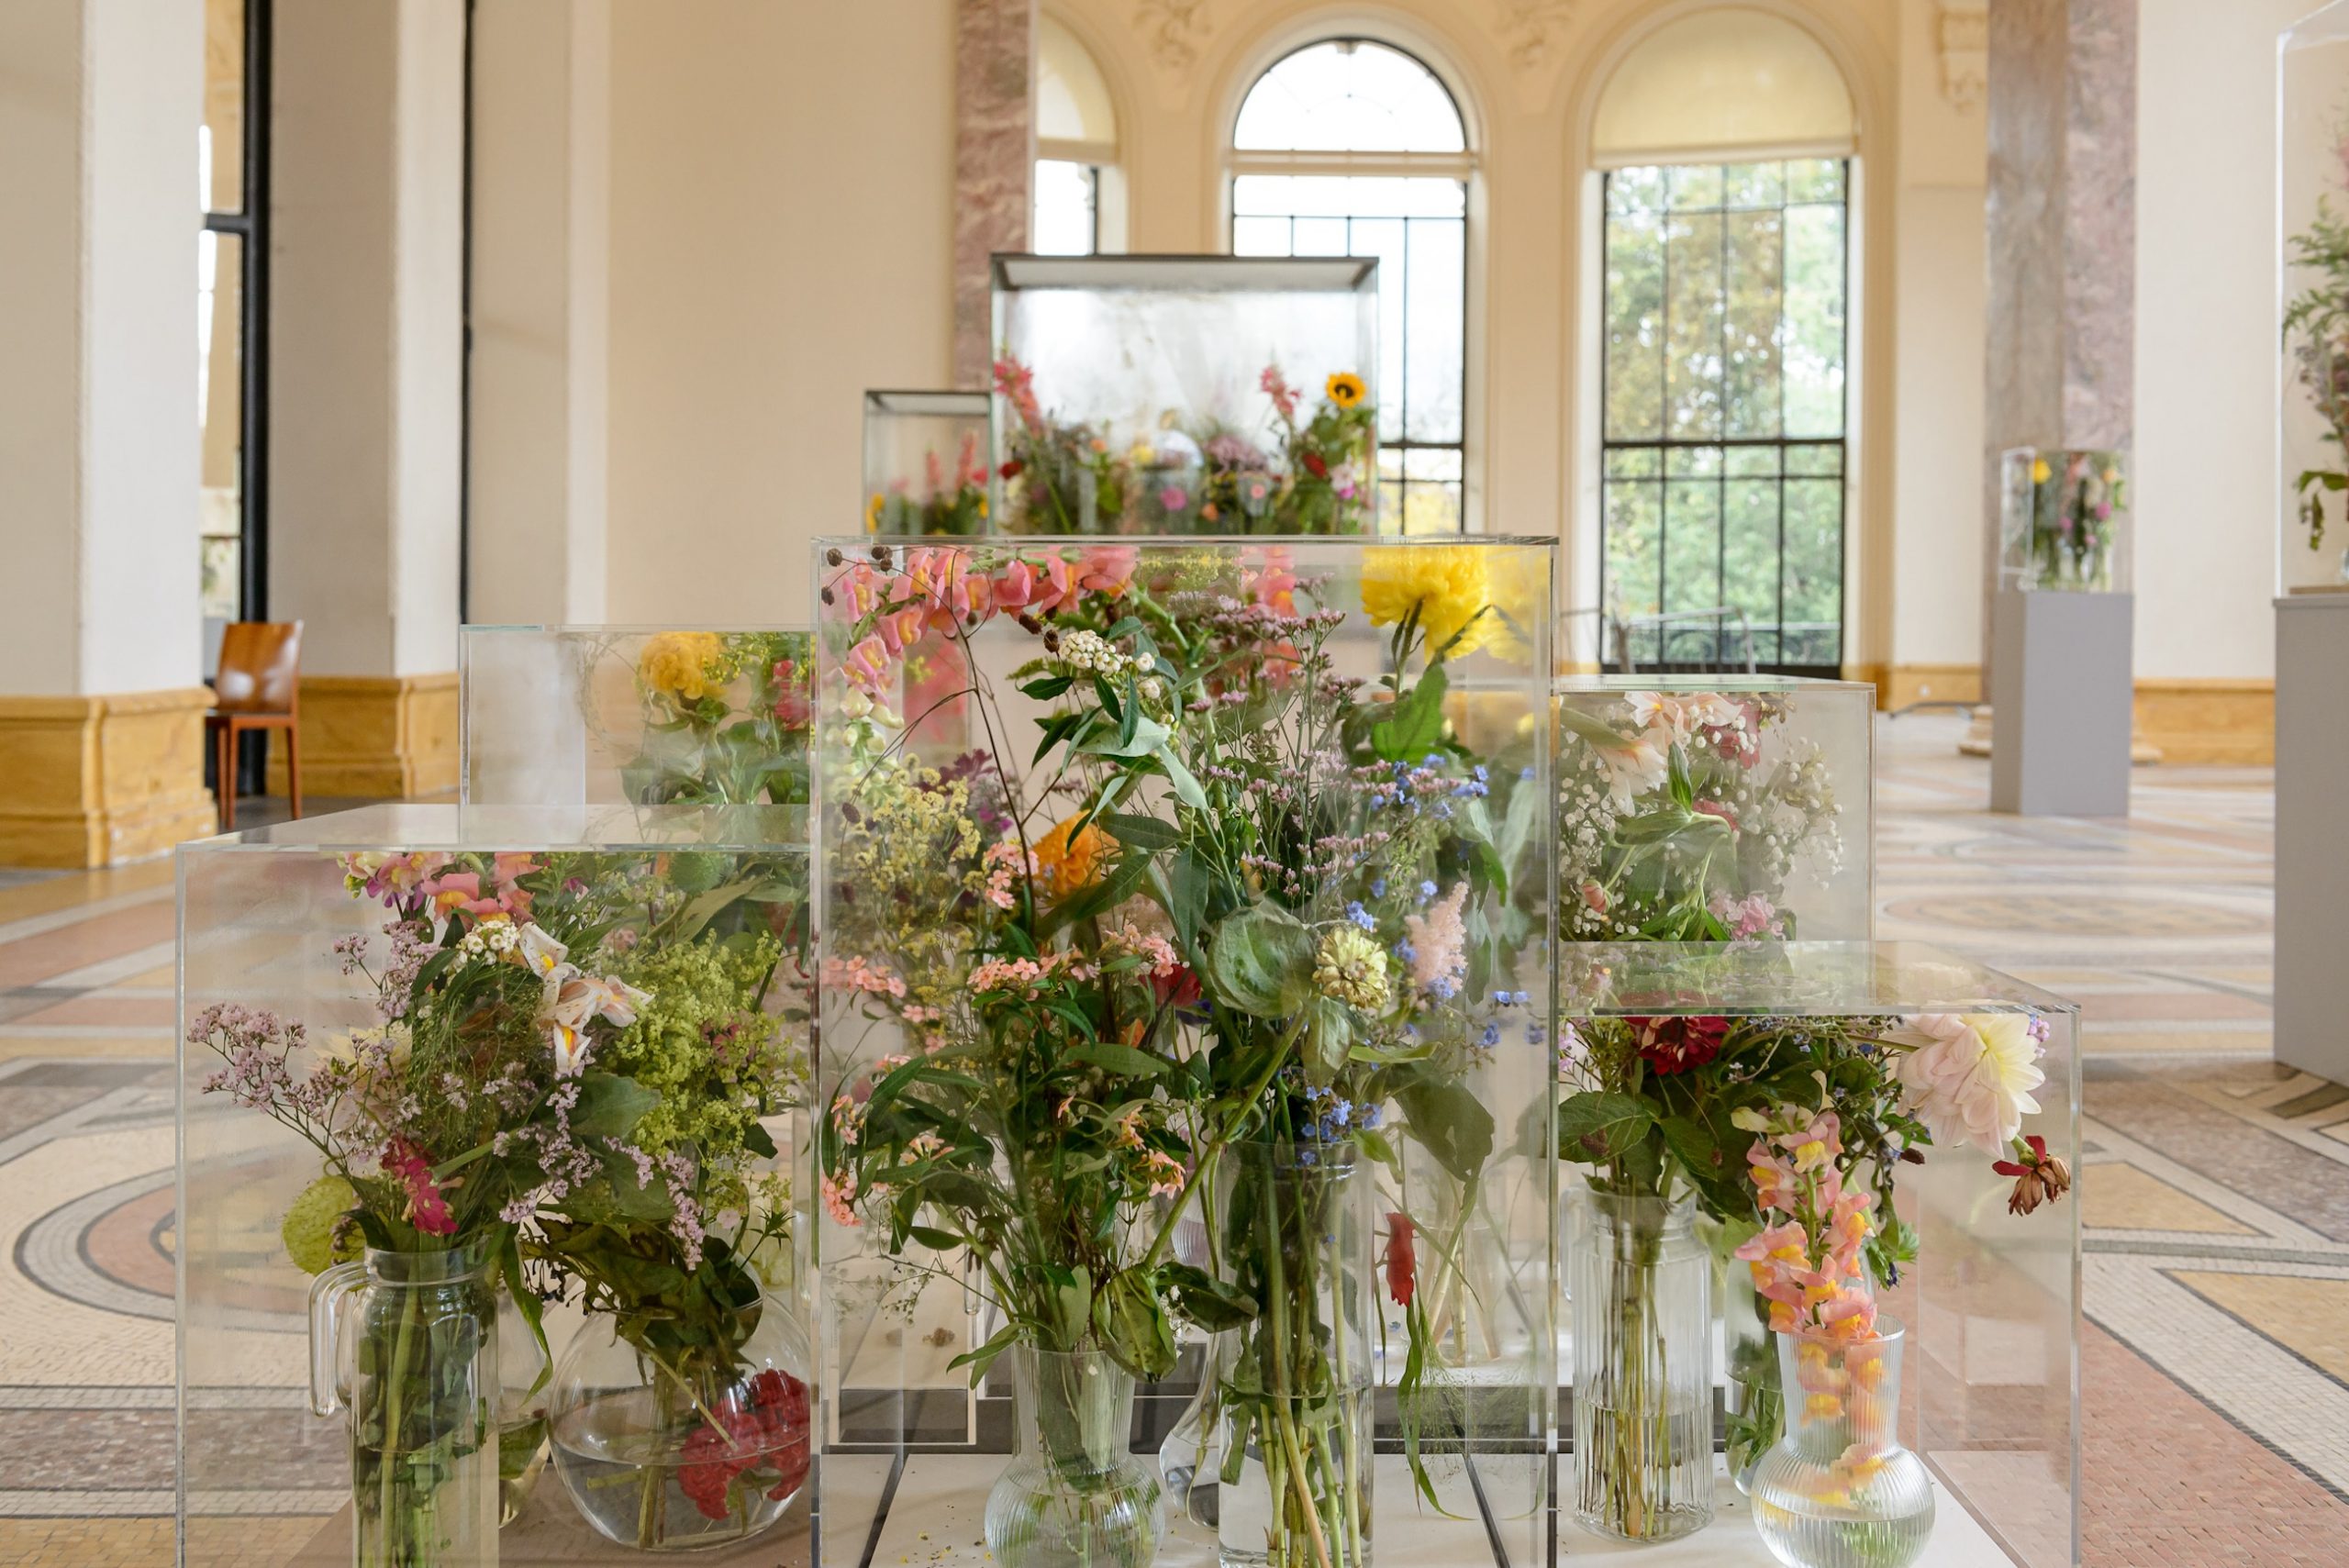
top-left (202, 0), bottom-right (269, 640)
top-left (1035, 17), bottom-right (1120, 255)
top-left (1600, 159), bottom-right (1849, 672)
top-left (1230, 39), bottom-right (1471, 532)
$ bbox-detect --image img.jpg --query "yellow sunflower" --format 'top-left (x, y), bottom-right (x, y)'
top-left (1361, 546), bottom-right (1492, 659)
top-left (1325, 372), bottom-right (1367, 410)
top-left (640, 631), bottom-right (727, 702)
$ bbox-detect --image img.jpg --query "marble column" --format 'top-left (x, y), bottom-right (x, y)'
top-left (467, 0), bottom-right (611, 626)
top-left (952, 0), bottom-right (1036, 388)
top-left (269, 0), bottom-right (468, 797)
top-left (0, 0), bottom-right (216, 866)
top-left (1981, 0), bottom-right (2140, 803)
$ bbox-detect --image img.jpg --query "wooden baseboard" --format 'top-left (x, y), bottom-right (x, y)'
top-left (0, 687), bottom-right (217, 867)
top-left (1877, 664), bottom-right (1984, 710)
top-left (263, 673), bottom-right (460, 798)
top-left (2132, 678), bottom-right (2275, 765)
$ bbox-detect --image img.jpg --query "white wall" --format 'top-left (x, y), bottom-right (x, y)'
top-left (606, 0), bottom-right (958, 625)
top-left (2135, 0), bottom-right (2311, 680)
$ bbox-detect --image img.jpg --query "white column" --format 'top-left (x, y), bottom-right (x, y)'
top-left (271, 0), bottom-right (465, 678)
top-left (466, 0), bottom-right (611, 626)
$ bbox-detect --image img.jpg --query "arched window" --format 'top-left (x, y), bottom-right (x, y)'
top-left (1593, 8), bottom-right (1855, 673)
top-left (1036, 17), bottom-right (1121, 255)
top-left (1230, 39), bottom-right (1472, 532)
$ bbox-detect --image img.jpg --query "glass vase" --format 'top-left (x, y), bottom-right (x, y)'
top-left (1750, 1321), bottom-right (1934, 1568)
top-left (984, 1345), bottom-right (1165, 1568)
top-left (307, 1239), bottom-right (502, 1568)
top-left (1158, 1329), bottom-right (1230, 1535)
top-left (1722, 1264), bottom-right (1781, 1495)
top-left (1214, 1140), bottom-right (1374, 1568)
top-left (548, 1294), bottom-right (811, 1551)
top-left (495, 1286), bottom-right (551, 1526)
top-left (1570, 1191), bottom-right (1712, 1541)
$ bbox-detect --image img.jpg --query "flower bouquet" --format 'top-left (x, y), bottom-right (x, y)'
top-left (993, 359), bottom-right (1380, 536)
top-left (2286, 127), bottom-right (2349, 578)
top-left (623, 630), bottom-right (813, 806)
top-left (2002, 450), bottom-right (2127, 593)
top-left (1555, 684), bottom-right (1858, 943)
top-left (869, 428), bottom-right (993, 537)
top-left (815, 537), bottom-right (1553, 1568)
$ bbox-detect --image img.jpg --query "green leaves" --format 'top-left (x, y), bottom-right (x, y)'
top-left (571, 1073), bottom-right (659, 1140)
top-left (1555, 1090), bottom-right (1654, 1164)
top-left (1098, 813), bottom-right (1181, 853)
top-left (1066, 1039), bottom-right (1167, 1077)
top-left (1397, 1079), bottom-right (1496, 1185)
top-left (1297, 995), bottom-right (1354, 1085)
top-left (1203, 905), bottom-right (1316, 1018)
top-left (1159, 1262), bottom-right (1258, 1332)
top-left (1371, 662), bottom-right (1449, 763)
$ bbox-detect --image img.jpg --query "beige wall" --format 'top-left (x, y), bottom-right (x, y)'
top-left (604, 0), bottom-right (958, 625)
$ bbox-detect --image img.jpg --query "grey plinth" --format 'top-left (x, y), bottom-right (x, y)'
top-left (2277, 592), bottom-right (2349, 1082)
top-left (1989, 588), bottom-right (2133, 817)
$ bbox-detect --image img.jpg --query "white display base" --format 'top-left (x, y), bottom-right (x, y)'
top-left (831, 1451), bottom-right (2018, 1568)
top-left (2275, 593), bottom-right (2349, 1081)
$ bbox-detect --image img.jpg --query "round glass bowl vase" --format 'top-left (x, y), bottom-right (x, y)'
top-left (984, 1345), bottom-right (1165, 1568)
top-left (1749, 1319), bottom-right (1934, 1568)
top-left (548, 1296), bottom-right (812, 1552)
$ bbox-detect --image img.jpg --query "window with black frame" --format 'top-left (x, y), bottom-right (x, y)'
top-left (1599, 159), bottom-right (1849, 673)
top-left (201, 0), bottom-right (269, 638)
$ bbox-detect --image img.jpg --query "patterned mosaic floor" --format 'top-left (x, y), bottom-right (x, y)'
top-left (2, 727), bottom-right (2343, 1564)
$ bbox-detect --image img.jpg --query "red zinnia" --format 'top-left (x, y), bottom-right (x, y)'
top-left (1630, 1016), bottom-right (1729, 1076)
top-left (1303, 451), bottom-right (1329, 479)
top-left (676, 1368), bottom-right (812, 1519)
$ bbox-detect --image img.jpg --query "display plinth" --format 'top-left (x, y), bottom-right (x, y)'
top-left (1989, 589), bottom-right (2132, 817)
top-left (2276, 593), bottom-right (2349, 1080)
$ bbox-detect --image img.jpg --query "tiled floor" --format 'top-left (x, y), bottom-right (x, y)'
top-left (3, 732), bottom-right (2344, 1563)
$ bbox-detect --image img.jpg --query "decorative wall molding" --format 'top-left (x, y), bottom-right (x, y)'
top-left (1133, 0), bottom-right (1211, 74)
top-left (1494, 0), bottom-right (1575, 74)
top-left (1937, 3), bottom-right (1988, 111)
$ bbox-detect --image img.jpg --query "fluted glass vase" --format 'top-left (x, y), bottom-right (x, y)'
top-left (984, 1346), bottom-right (1165, 1568)
top-left (1570, 1192), bottom-right (1711, 1541)
top-left (1750, 1321), bottom-right (1934, 1568)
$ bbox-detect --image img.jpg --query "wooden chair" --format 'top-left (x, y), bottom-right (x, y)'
top-left (208, 621), bottom-right (304, 831)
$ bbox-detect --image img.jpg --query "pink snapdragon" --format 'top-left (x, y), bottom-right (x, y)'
top-left (380, 1137), bottom-right (457, 1236)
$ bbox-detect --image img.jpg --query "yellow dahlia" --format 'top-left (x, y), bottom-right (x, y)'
top-left (1361, 546), bottom-right (1492, 659)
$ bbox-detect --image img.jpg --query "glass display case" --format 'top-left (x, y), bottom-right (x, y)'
top-left (1997, 448), bottom-right (2132, 593)
top-left (2281, 3), bottom-right (2349, 592)
top-left (1556, 941), bottom-right (2081, 1567)
top-left (990, 255), bottom-right (1385, 534)
top-left (864, 390), bottom-right (993, 537)
top-left (1553, 675), bottom-right (1874, 943)
top-left (461, 625), bottom-right (810, 807)
top-left (812, 535), bottom-right (1555, 1568)
top-left (179, 805), bottom-right (814, 1566)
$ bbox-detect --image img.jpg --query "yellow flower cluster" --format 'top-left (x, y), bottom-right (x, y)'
top-left (1361, 546), bottom-right (1493, 659)
top-left (1031, 814), bottom-right (1112, 899)
top-left (640, 631), bottom-right (728, 703)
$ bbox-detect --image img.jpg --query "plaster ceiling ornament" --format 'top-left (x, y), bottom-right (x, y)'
top-left (1495, 0), bottom-right (1575, 74)
top-left (1938, 3), bottom-right (1989, 111)
top-left (1133, 0), bottom-right (1210, 74)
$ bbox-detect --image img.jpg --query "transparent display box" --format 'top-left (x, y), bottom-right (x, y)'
top-left (990, 255), bottom-right (1385, 534)
top-left (1997, 448), bottom-right (2132, 594)
top-left (863, 390), bottom-right (993, 537)
top-left (1557, 941), bottom-right (2081, 1567)
top-left (812, 536), bottom-right (1555, 1567)
top-left (2282, 3), bottom-right (2349, 592)
top-left (1553, 675), bottom-right (1874, 942)
top-left (178, 805), bottom-right (814, 1567)
top-left (461, 625), bottom-right (811, 807)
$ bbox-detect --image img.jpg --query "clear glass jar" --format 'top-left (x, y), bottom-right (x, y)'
top-left (307, 1238), bottom-right (502, 1568)
top-left (1750, 1319), bottom-right (1934, 1568)
top-left (1214, 1140), bottom-right (1374, 1568)
top-left (548, 1294), bottom-right (811, 1551)
top-left (1569, 1191), bottom-right (1712, 1541)
top-left (1722, 1262), bottom-right (1782, 1495)
top-left (984, 1345), bottom-right (1165, 1568)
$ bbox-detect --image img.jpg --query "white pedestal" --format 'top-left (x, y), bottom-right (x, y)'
top-left (2276, 591), bottom-right (2349, 1082)
top-left (1989, 589), bottom-right (2133, 817)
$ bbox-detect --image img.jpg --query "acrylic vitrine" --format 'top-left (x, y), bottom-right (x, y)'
top-left (1553, 675), bottom-right (1874, 943)
top-left (990, 254), bottom-right (1385, 534)
top-left (178, 804), bottom-right (814, 1566)
top-left (1996, 449), bottom-right (2132, 594)
top-left (2282, 2), bottom-right (2349, 592)
top-left (1555, 941), bottom-right (2081, 1567)
top-left (864, 390), bottom-right (993, 537)
top-left (460, 625), bottom-right (810, 807)
top-left (812, 535), bottom-right (1555, 1568)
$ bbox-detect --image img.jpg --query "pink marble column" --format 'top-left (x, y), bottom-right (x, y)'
top-left (952, 0), bottom-right (1036, 389)
top-left (1982, 0), bottom-right (2137, 635)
